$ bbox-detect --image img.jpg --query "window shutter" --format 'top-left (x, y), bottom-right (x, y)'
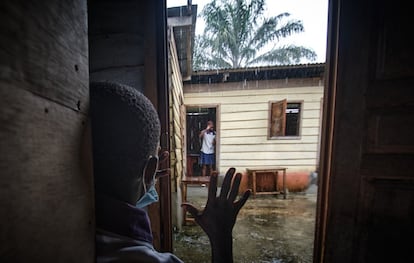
top-left (269, 99), bottom-right (287, 137)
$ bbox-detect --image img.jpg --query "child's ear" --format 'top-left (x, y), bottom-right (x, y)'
top-left (155, 151), bottom-right (170, 179)
top-left (143, 156), bottom-right (158, 185)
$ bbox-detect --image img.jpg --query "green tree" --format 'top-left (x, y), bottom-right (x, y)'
top-left (193, 0), bottom-right (317, 70)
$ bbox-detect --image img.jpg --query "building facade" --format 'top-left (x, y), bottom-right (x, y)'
top-left (183, 65), bottom-right (324, 191)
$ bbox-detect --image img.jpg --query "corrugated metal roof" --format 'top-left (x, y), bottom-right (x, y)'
top-left (167, 5), bottom-right (197, 80)
top-left (185, 63), bottom-right (325, 84)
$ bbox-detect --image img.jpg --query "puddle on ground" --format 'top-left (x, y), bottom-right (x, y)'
top-left (173, 186), bottom-right (317, 263)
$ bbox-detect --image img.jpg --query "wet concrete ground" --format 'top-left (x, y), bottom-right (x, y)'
top-left (173, 184), bottom-right (317, 263)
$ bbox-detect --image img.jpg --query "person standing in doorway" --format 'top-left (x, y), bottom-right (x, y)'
top-left (199, 120), bottom-right (216, 177)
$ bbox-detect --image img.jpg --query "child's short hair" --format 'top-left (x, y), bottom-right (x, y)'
top-left (90, 82), bottom-right (161, 197)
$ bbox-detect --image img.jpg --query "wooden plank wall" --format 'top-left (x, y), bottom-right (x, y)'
top-left (168, 30), bottom-right (185, 192)
top-left (0, 0), bottom-right (94, 261)
top-left (184, 79), bottom-right (324, 174)
top-left (88, 0), bottom-right (145, 91)
top-left (168, 29), bottom-right (185, 227)
top-left (88, 0), bottom-right (173, 251)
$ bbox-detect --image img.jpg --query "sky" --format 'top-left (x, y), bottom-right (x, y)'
top-left (167, 0), bottom-right (329, 63)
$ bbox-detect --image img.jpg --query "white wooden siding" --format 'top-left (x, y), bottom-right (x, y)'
top-left (168, 32), bottom-right (185, 192)
top-left (184, 80), bottom-right (323, 174)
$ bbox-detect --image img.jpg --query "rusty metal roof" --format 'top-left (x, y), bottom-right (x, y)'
top-left (184, 63), bottom-right (325, 84)
top-left (167, 4), bottom-right (198, 80)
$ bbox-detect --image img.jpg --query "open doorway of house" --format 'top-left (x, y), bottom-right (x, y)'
top-left (167, 0), bottom-right (328, 262)
top-left (186, 106), bottom-right (217, 177)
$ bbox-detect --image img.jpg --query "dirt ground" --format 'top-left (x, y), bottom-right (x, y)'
top-left (173, 184), bottom-right (317, 263)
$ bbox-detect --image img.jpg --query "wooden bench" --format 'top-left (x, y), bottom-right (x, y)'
top-left (246, 167), bottom-right (287, 199)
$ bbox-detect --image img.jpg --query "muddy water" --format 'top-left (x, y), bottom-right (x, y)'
top-left (173, 185), bottom-right (317, 263)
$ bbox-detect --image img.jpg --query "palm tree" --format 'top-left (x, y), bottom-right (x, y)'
top-left (193, 0), bottom-right (317, 70)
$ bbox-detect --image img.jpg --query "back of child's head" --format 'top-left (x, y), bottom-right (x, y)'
top-left (90, 82), bottom-right (161, 201)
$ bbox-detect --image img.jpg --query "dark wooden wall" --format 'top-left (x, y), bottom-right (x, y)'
top-left (88, 0), bottom-right (171, 252)
top-left (88, 0), bottom-right (145, 91)
top-left (0, 0), bottom-right (94, 261)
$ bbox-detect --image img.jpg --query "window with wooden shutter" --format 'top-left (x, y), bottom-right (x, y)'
top-left (269, 100), bottom-right (302, 138)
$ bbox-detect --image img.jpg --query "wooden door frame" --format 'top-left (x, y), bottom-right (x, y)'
top-left (313, 0), bottom-right (339, 261)
top-left (184, 104), bottom-right (220, 176)
top-left (145, 0), bottom-right (172, 252)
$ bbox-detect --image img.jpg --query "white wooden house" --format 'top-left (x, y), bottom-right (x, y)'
top-left (183, 65), bottom-right (325, 192)
top-left (167, 5), bottom-right (325, 226)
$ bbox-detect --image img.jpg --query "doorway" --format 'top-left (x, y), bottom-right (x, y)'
top-left (186, 106), bottom-right (217, 177)
top-left (167, 0), bottom-right (328, 261)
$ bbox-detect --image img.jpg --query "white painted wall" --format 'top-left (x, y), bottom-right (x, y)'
top-left (184, 78), bottom-right (323, 174)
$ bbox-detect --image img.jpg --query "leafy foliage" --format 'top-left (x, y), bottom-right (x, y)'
top-left (193, 0), bottom-right (317, 70)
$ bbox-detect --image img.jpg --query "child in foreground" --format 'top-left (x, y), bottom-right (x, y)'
top-left (90, 81), bottom-right (251, 263)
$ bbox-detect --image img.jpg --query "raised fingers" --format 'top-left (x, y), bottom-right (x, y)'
top-left (219, 168), bottom-right (235, 200)
top-left (208, 172), bottom-right (218, 203)
top-left (234, 189), bottom-right (251, 213)
top-left (228, 172), bottom-right (242, 202)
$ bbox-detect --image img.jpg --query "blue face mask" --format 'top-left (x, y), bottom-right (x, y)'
top-left (136, 157), bottom-right (159, 208)
top-left (135, 184), bottom-right (158, 208)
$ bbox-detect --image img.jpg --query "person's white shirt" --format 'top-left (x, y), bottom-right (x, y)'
top-left (201, 131), bottom-right (215, 154)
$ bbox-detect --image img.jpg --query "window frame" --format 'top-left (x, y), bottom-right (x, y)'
top-left (268, 99), bottom-right (303, 140)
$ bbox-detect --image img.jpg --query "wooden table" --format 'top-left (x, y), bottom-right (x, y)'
top-left (246, 167), bottom-right (287, 199)
top-left (181, 176), bottom-right (211, 224)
